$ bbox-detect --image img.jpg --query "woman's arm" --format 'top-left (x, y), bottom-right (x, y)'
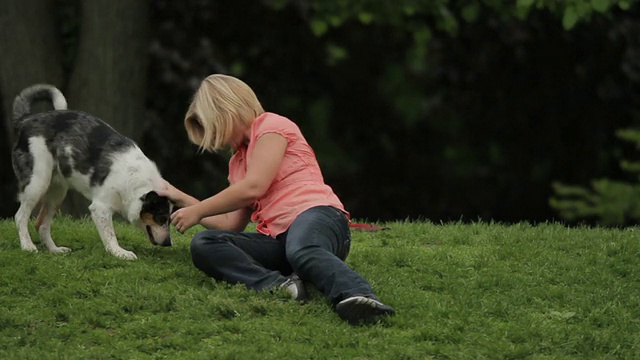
top-left (158, 181), bottom-right (251, 231)
top-left (159, 181), bottom-right (199, 208)
top-left (200, 207), bottom-right (252, 231)
top-left (170, 132), bottom-right (287, 233)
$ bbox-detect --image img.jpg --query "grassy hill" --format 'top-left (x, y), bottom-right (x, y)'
top-left (0, 217), bottom-right (638, 359)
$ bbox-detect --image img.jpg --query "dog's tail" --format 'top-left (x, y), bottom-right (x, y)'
top-left (12, 84), bottom-right (68, 126)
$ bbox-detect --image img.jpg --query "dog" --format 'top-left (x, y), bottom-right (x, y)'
top-left (11, 84), bottom-right (172, 260)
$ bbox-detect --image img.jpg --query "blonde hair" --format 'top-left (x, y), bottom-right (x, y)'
top-left (184, 74), bottom-right (264, 152)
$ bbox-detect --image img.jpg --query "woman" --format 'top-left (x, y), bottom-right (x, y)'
top-left (161, 74), bottom-right (394, 325)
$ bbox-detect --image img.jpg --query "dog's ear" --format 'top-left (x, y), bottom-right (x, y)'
top-left (140, 191), bottom-right (172, 208)
top-left (140, 191), bottom-right (159, 202)
top-left (139, 190), bottom-right (172, 218)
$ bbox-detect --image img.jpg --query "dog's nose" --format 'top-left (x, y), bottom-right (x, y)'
top-left (160, 238), bottom-right (172, 247)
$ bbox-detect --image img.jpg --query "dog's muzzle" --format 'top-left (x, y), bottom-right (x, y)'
top-left (146, 225), bottom-right (172, 246)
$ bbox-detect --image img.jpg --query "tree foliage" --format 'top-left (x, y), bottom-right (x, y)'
top-left (551, 128), bottom-right (640, 226)
top-left (267, 0), bottom-right (638, 34)
top-left (0, 0), bottom-right (639, 224)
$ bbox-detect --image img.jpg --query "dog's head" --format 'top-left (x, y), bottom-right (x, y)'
top-left (138, 191), bottom-right (173, 247)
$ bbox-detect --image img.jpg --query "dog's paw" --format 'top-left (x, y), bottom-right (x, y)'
top-left (112, 249), bottom-right (138, 260)
top-left (49, 246), bottom-right (72, 254)
top-left (21, 244), bottom-right (38, 253)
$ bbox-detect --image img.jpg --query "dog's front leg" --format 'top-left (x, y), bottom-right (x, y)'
top-left (89, 202), bottom-right (137, 260)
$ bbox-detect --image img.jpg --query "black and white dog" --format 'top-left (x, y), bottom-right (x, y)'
top-left (11, 84), bottom-right (172, 260)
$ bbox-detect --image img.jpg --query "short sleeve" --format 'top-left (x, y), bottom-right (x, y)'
top-left (253, 113), bottom-right (301, 143)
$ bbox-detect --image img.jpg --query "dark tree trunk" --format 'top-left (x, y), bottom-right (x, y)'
top-left (62, 0), bottom-right (150, 216)
top-left (0, 0), bottom-right (150, 217)
top-left (68, 0), bottom-right (149, 141)
top-left (0, 0), bottom-right (64, 144)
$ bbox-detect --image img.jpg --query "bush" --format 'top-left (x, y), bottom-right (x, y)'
top-left (550, 128), bottom-right (640, 226)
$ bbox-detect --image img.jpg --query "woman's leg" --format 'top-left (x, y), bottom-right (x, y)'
top-left (190, 230), bottom-right (292, 291)
top-left (284, 206), bottom-right (395, 324)
top-left (284, 206), bottom-right (372, 303)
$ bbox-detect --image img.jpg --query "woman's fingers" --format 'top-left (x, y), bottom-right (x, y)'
top-left (169, 208), bottom-right (196, 233)
top-left (170, 210), bottom-right (182, 232)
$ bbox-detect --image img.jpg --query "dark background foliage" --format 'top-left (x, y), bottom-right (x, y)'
top-left (1, 0), bottom-right (639, 224)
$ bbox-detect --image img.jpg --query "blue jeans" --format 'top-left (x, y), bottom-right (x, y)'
top-left (190, 205), bottom-right (374, 304)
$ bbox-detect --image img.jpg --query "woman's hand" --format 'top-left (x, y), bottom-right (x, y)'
top-left (170, 205), bottom-right (204, 233)
top-left (158, 179), bottom-right (189, 208)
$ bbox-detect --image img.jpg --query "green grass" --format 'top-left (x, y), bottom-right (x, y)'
top-left (0, 217), bottom-right (639, 359)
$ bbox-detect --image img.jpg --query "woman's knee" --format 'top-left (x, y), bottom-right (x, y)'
top-left (190, 231), bottom-right (209, 253)
top-left (190, 230), bottom-right (228, 256)
top-left (189, 231), bottom-right (232, 278)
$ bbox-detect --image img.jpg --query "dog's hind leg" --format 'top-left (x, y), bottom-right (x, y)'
top-left (89, 202), bottom-right (137, 260)
top-left (16, 197), bottom-right (40, 252)
top-left (37, 176), bottom-right (71, 254)
top-left (15, 138), bottom-right (54, 252)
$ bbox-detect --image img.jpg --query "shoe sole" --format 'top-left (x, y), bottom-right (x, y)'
top-left (336, 296), bottom-right (395, 325)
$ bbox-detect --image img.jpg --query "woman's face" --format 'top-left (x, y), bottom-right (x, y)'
top-left (229, 123), bottom-right (250, 150)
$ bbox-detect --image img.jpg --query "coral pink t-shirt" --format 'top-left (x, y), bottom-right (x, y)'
top-left (228, 112), bottom-right (349, 237)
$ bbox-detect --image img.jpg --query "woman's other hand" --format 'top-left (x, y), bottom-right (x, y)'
top-left (170, 205), bottom-right (204, 233)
